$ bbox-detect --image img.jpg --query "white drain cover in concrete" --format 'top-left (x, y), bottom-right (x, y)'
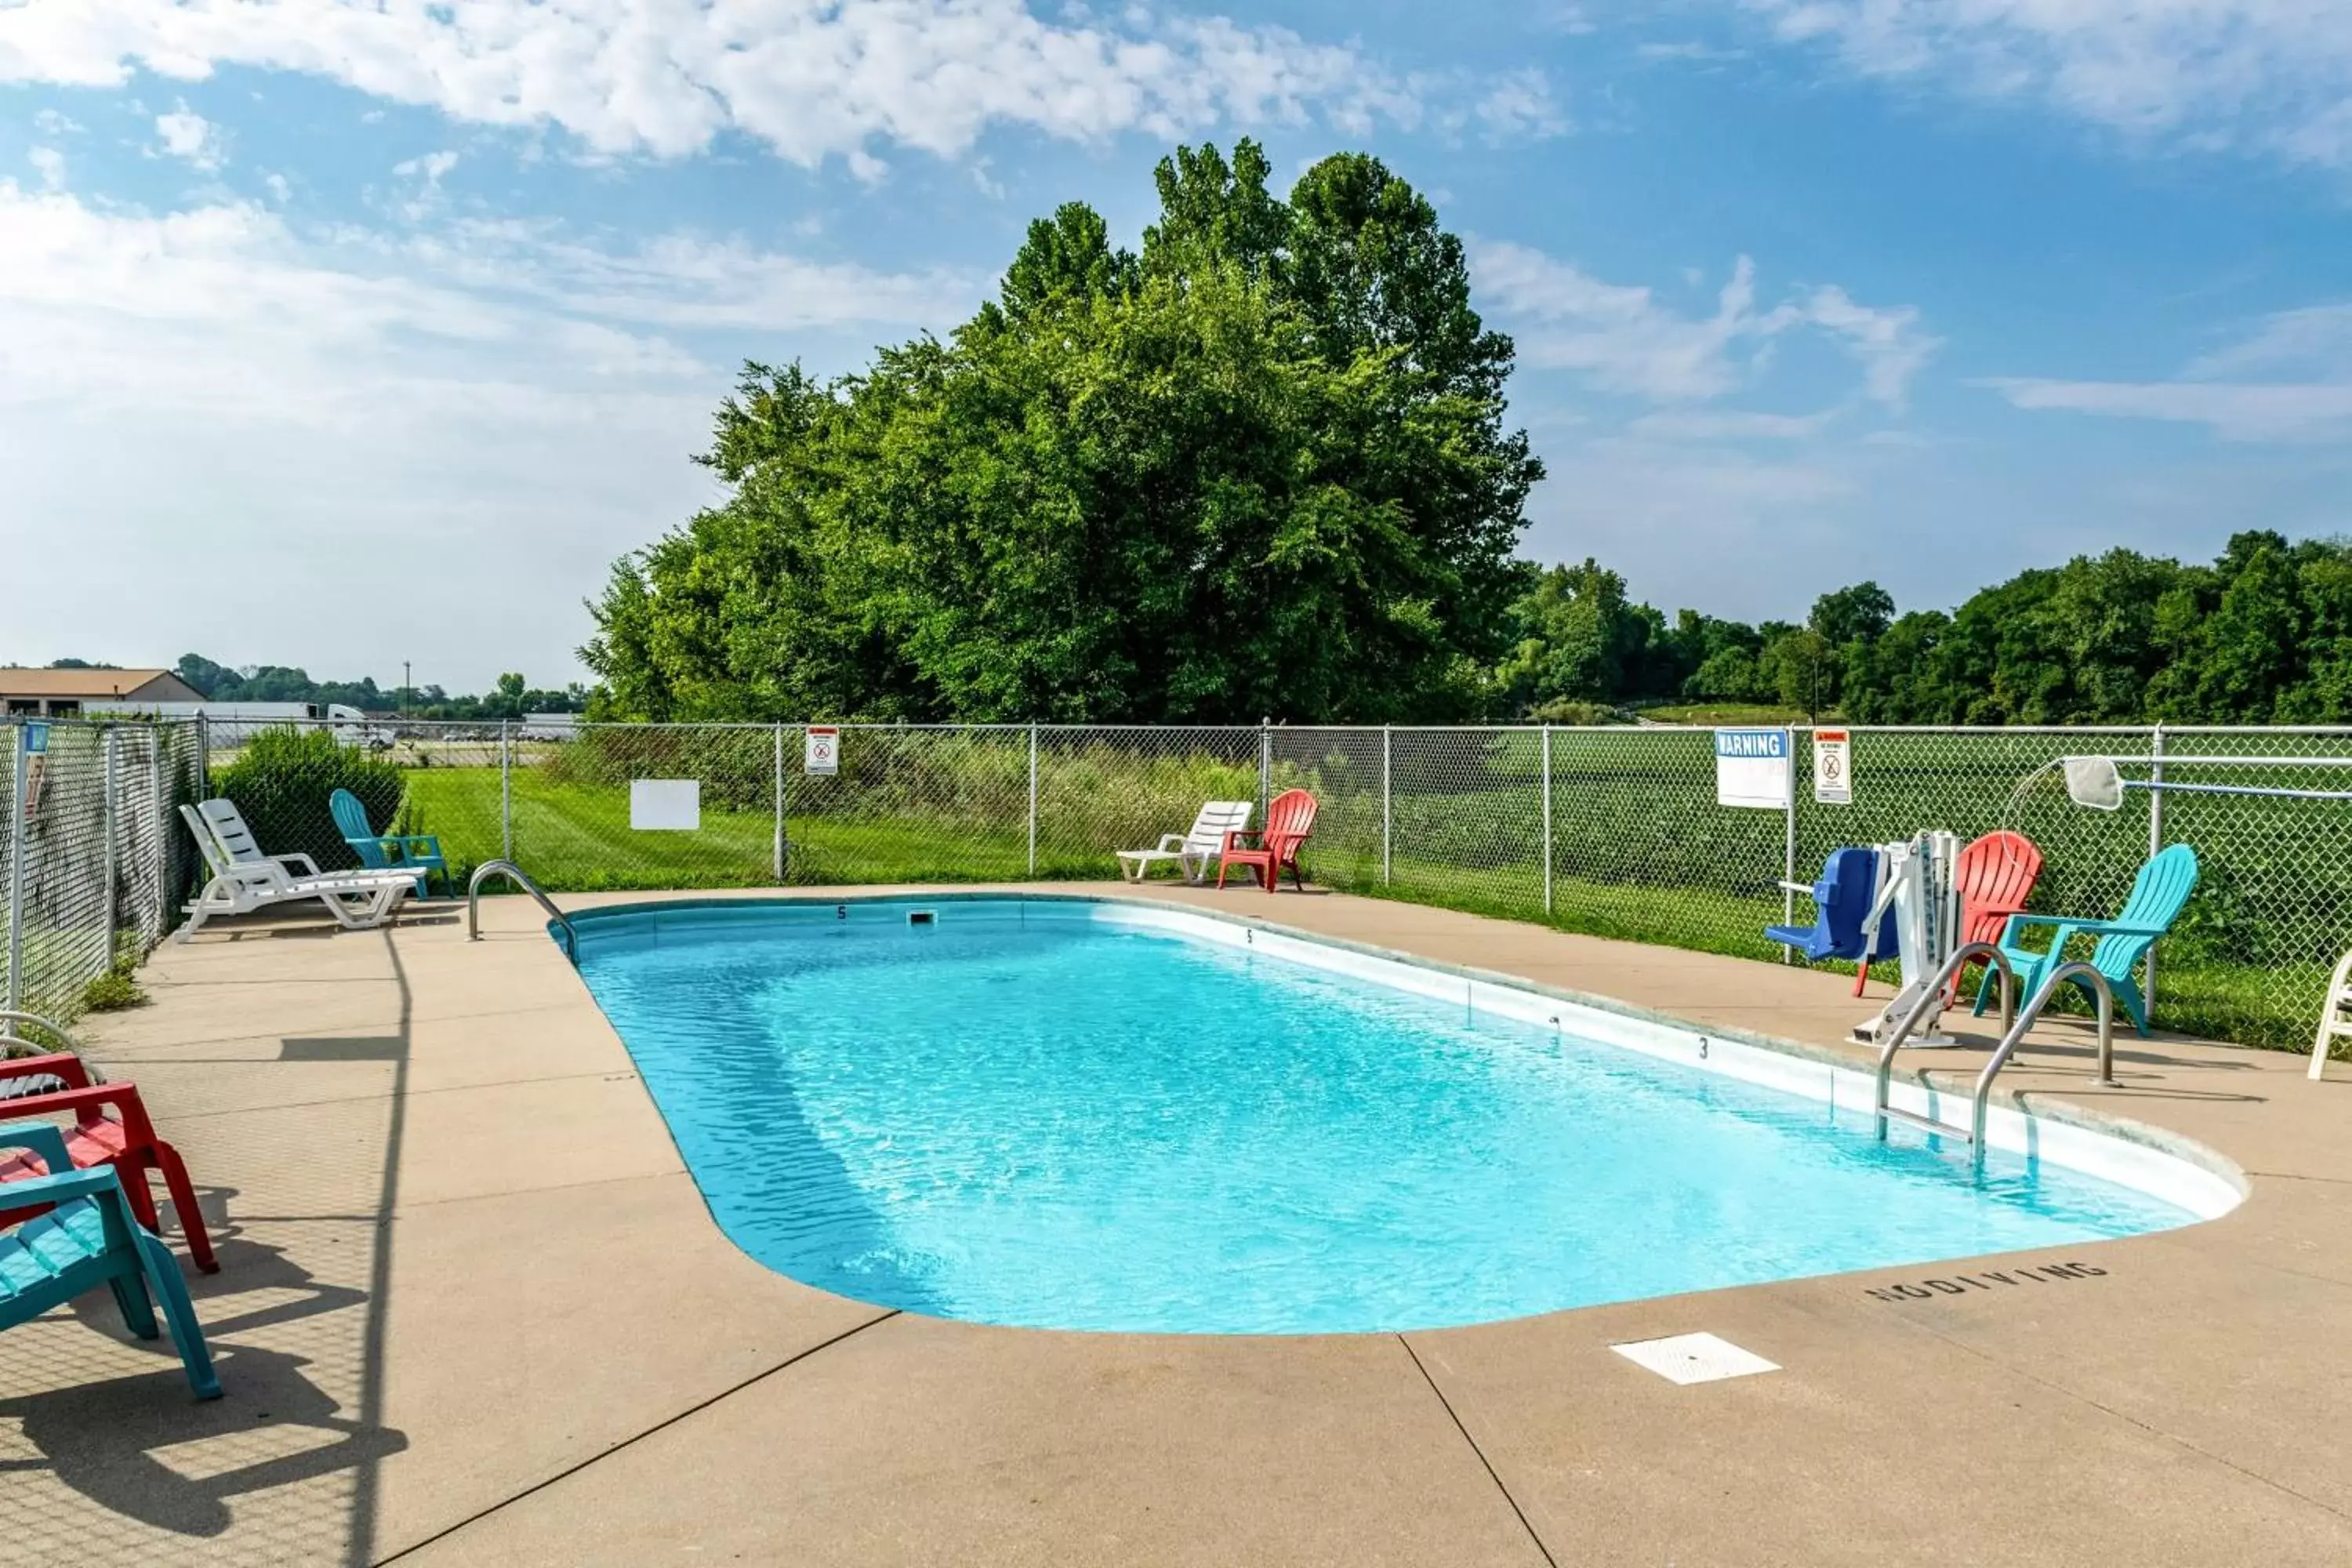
top-left (1610, 1332), bottom-right (1779, 1385)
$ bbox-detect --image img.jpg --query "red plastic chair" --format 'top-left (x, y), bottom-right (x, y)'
top-left (0, 1056), bottom-right (219, 1273)
top-left (1218, 789), bottom-right (1319, 894)
top-left (1947, 829), bottom-right (2044, 1004)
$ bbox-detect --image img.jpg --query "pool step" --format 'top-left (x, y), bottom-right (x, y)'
top-left (1878, 1103), bottom-right (1973, 1144)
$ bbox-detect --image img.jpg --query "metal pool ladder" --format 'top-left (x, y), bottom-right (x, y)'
top-left (466, 859), bottom-right (577, 963)
top-left (1872, 942), bottom-right (2122, 1171)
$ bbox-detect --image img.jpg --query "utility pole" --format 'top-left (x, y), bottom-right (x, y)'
top-left (401, 659), bottom-right (412, 718)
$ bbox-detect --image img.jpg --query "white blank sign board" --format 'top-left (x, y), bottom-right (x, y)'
top-left (1715, 728), bottom-right (1791, 810)
top-left (630, 779), bottom-right (701, 831)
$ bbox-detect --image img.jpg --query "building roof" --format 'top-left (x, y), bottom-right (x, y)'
top-left (0, 668), bottom-right (205, 700)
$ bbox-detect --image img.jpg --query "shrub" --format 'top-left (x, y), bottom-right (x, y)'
top-left (80, 964), bottom-right (147, 1012)
top-left (1525, 699), bottom-right (1632, 725)
top-left (213, 726), bottom-right (406, 873)
top-left (542, 725), bottom-right (773, 811)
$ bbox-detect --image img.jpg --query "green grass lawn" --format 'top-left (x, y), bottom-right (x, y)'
top-left (403, 768), bottom-right (1053, 890)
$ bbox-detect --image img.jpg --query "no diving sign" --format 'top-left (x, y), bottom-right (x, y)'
top-left (1813, 729), bottom-right (1853, 805)
top-left (804, 726), bottom-right (840, 776)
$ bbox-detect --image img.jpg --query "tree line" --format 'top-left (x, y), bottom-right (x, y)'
top-left (168, 655), bottom-right (586, 720)
top-left (1501, 530), bottom-right (2352, 724)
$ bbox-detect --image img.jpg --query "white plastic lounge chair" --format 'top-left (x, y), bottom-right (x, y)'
top-left (1116, 801), bottom-right (1253, 884)
top-left (176, 804), bottom-right (418, 942)
top-left (194, 798), bottom-right (331, 878)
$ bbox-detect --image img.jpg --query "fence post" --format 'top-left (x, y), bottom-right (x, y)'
top-left (1259, 719), bottom-right (1272, 821)
top-left (499, 721), bottom-right (514, 863)
top-left (101, 726), bottom-right (120, 968)
top-left (6, 724), bottom-right (26, 1014)
top-left (1027, 724), bottom-right (1039, 878)
top-left (1782, 727), bottom-right (1798, 963)
top-left (773, 723), bottom-right (786, 884)
top-left (148, 730), bottom-right (165, 938)
top-left (1541, 724), bottom-right (1553, 916)
top-left (2147, 723), bottom-right (2165, 1021)
top-left (1381, 725), bottom-right (1392, 886)
top-left (197, 713), bottom-right (209, 799)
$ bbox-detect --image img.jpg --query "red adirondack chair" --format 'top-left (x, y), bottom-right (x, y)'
top-left (1219, 789), bottom-right (1318, 894)
top-left (0, 1055), bottom-right (219, 1273)
top-left (1947, 829), bottom-right (2044, 1004)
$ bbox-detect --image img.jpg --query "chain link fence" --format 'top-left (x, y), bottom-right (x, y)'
top-left (129, 716), bottom-right (2352, 1051)
top-left (2, 719), bottom-right (205, 1025)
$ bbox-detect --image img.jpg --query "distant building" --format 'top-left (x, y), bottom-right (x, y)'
top-left (0, 667), bottom-right (206, 717)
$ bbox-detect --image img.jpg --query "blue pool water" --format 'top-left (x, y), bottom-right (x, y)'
top-left (575, 900), bottom-right (2197, 1334)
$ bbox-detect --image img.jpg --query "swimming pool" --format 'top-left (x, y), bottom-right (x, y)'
top-left (571, 897), bottom-right (2235, 1335)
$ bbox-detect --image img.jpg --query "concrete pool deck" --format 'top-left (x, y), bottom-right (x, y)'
top-left (4, 882), bottom-right (2350, 1565)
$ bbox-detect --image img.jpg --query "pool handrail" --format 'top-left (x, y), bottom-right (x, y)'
top-left (1968, 960), bottom-right (2118, 1163)
top-left (466, 860), bottom-right (576, 963)
top-left (1874, 940), bottom-right (2015, 1143)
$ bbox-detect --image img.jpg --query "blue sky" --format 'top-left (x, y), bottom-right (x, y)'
top-left (3, 2), bottom-right (2349, 694)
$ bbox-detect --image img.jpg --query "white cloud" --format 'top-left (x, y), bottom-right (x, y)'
top-left (1739, 0), bottom-right (2352, 167)
top-left (0, 1), bottom-right (1420, 168)
top-left (394, 150), bottom-right (459, 183)
top-left (27, 146), bottom-right (64, 191)
top-left (1473, 68), bottom-right (1570, 143)
top-left (1635, 42), bottom-right (1745, 64)
top-left (2187, 303), bottom-right (2352, 379)
top-left (1988, 300), bottom-right (2352, 441)
top-left (0, 182), bottom-right (978, 683)
top-left (1625, 408), bottom-right (1836, 441)
top-left (1990, 378), bottom-right (2352, 441)
top-left (1474, 242), bottom-right (1938, 405)
top-left (153, 104), bottom-right (225, 169)
top-left (387, 148), bottom-right (460, 220)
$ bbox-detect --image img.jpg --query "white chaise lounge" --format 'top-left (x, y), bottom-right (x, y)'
top-left (176, 801), bottom-right (419, 942)
top-left (1116, 800), bottom-right (1253, 884)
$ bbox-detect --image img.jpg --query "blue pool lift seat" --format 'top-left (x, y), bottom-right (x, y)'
top-left (1766, 848), bottom-right (1896, 973)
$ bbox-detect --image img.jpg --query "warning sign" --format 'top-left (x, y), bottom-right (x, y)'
top-left (1813, 729), bottom-right (1853, 805)
top-left (804, 726), bottom-right (840, 776)
top-left (1715, 728), bottom-right (1791, 810)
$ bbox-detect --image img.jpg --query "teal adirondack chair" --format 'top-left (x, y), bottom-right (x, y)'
top-left (330, 788), bottom-right (447, 898)
top-left (1973, 843), bottom-right (2200, 1037)
top-left (0, 1120), bottom-right (220, 1399)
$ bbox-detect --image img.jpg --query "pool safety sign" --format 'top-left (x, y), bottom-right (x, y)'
top-left (804, 726), bottom-right (840, 777)
top-left (630, 779), bottom-right (701, 832)
top-left (1813, 729), bottom-right (1853, 805)
top-left (1715, 728), bottom-right (1791, 810)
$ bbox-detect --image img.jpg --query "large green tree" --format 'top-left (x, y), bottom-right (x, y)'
top-left (584, 141), bottom-right (1541, 724)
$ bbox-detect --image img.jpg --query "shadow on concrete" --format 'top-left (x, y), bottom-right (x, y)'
top-left (8, 927), bottom-right (416, 1564)
top-left (0, 1343), bottom-right (406, 1539)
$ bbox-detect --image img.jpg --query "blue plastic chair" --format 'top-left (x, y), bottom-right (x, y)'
top-left (330, 787), bottom-right (446, 898)
top-left (1974, 843), bottom-right (2200, 1037)
top-left (1766, 848), bottom-right (1896, 983)
top-left (0, 1120), bottom-right (220, 1399)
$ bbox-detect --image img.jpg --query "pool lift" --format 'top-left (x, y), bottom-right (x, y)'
top-left (1850, 830), bottom-right (1963, 1047)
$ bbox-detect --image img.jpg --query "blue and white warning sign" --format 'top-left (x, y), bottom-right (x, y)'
top-left (1715, 728), bottom-right (1791, 810)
